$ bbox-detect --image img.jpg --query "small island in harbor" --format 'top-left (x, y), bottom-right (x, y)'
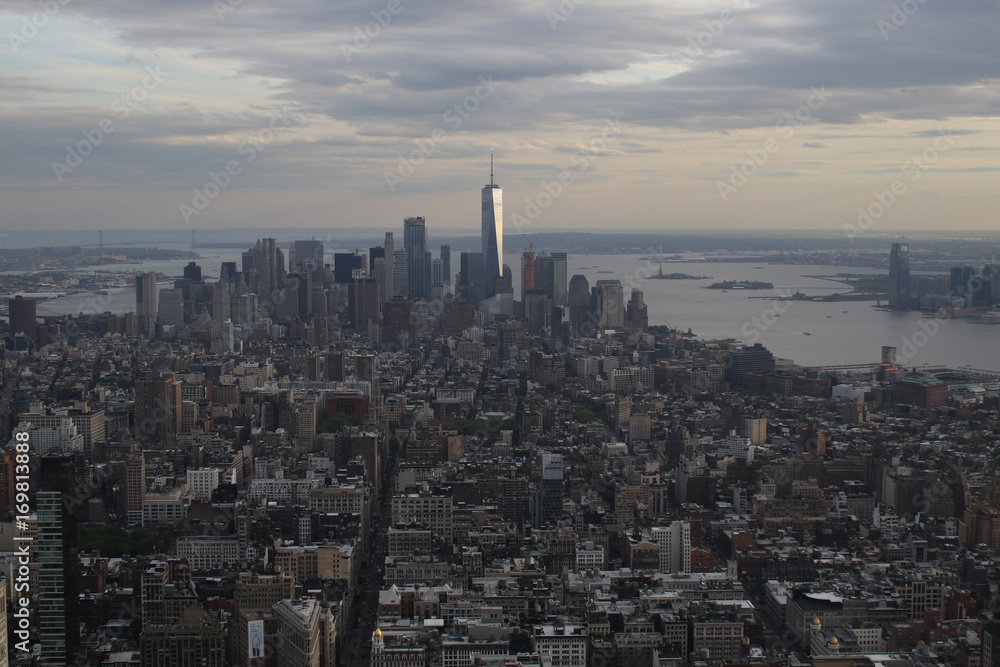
top-left (650, 264), bottom-right (711, 280)
top-left (707, 280), bottom-right (774, 290)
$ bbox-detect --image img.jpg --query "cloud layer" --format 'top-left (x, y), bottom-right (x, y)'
top-left (1, 0), bottom-right (999, 232)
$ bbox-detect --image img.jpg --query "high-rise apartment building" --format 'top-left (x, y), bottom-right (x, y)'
top-left (135, 372), bottom-right (182, 445)
top-left (125, 444), bottom-right (146, 526)
top-left (38, 453), bottom-right (81, 665)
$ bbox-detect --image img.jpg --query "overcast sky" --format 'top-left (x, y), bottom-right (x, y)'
top-left (2, 0), bottom-right (999, 236)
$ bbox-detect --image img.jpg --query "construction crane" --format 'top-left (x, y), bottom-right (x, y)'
top-left (662, 318), bottom-right (680, 345)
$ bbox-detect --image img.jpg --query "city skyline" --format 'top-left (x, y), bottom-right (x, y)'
top-left (2, 1), bottom-right (999, 233)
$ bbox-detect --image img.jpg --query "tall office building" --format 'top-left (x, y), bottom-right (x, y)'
top-left (592, 279), bottom-right (625, 329)
top-left (157, 288), bottom-right (185, 331)
top-left (38, 453), bottom-right (81, 665)
top-left (220, 261), bottom-right (238, 284)
top-left (136, 271), bottom-right (158, 336)
top-left (334, 252), bottom-right (364, 285)
top-left (482, 155), bottom-right (503, 299)
top-left (951, 266), bottom-right (976, 298)
top-left (550, 252), bottom-right (568, 305)
top-left (440, 244), bottom-right (451, 287)
top-left (384, 232), bottom-right (395, 302)
top-left (458, 252), bottom-right (487, 306)
top-left (291, 239), bottom-right (325, 283)
top-left (535, 253), bottom-right (553, 300)
top-left (889, 241), bottom-right (911, 309)
top-left (212, 278), bottom-right (231, 322)
top-left (371, 248), bottom-right (387, 305)
top-left (8, 295), bottom-right (37, 342)
top-left (626, 289), bottom-right (648, 331)
top-left (232, 277), bottom-right (258, 326)
top-left (431, 258), bottom-right (443, 289)
top-left (249, 238), bottom-right (282, 301)
top-left (404, 217), bottom-right (429, 299)
top-left (533, 452), bottom-right (565, 527)
top-left (350, 277), bottom-right (382, 330)
top-left (393, 250), bottom-right (408, 298)
top-left (369, 245), bottom-right (385, 274)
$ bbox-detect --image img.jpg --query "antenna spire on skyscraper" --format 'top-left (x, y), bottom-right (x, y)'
top-left (490, 149), bottom-right (494, 187)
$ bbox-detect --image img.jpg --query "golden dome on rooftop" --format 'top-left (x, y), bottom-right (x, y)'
top-left (375, 628), bottom-right (383, 638)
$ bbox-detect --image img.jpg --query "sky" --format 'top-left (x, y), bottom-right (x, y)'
top-left (1, 0), bottom-right (999, 237)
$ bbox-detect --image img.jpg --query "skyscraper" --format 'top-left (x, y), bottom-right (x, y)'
top-left (889, 241), bottom-right (911, 309)
top-left (8, 295), bottom-right (37, 342)
top-left (626, 289), bottom-right (648, 331)
top-left (333, 252), bottom-right (364, 285)
top-left (369, 245), bottom-right (385, 274)
top-left (291, 238), bottom-right (325, 283)
top-left (404, 216), bottom-right (429, 299)
top-left (157, 288), bottom-right (185, 331)
top-left (393, 249), bottom-right (408, 298)
top-left (458, 251), bottom-right (487, 306)
top-left (125, 444), bottom-right (146, 527)
top-left (535, 252), bottom-right (553, 300)
top-left (550, 252), bottom-right (568, 305)
top-left (592, 279), bottom-right (625, 329)
top-left (440, 244), bottom-right (451, 287)
top-left (350, 277), bottom-right (382, 330)
top-left (249, 238), bottom-right (282, 300)
top-left (521, 252), bottom-right (535, 302)
top-left (533, 452), bottom-right (564, 527)
top-left (38, 453), bottom-right (81, 665)
top-left (384, 232), bottom-right (395, 302)
top-left (482, 154), bottom-right (503, 299)
top-left (183, 261), bottom-right (202, 283)
top-left (136, 271), bottom-right (158, 336)
top-left (212, 278), bottom-right (230, 322)
top-left (431, 258), bottom-right (443, 289)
